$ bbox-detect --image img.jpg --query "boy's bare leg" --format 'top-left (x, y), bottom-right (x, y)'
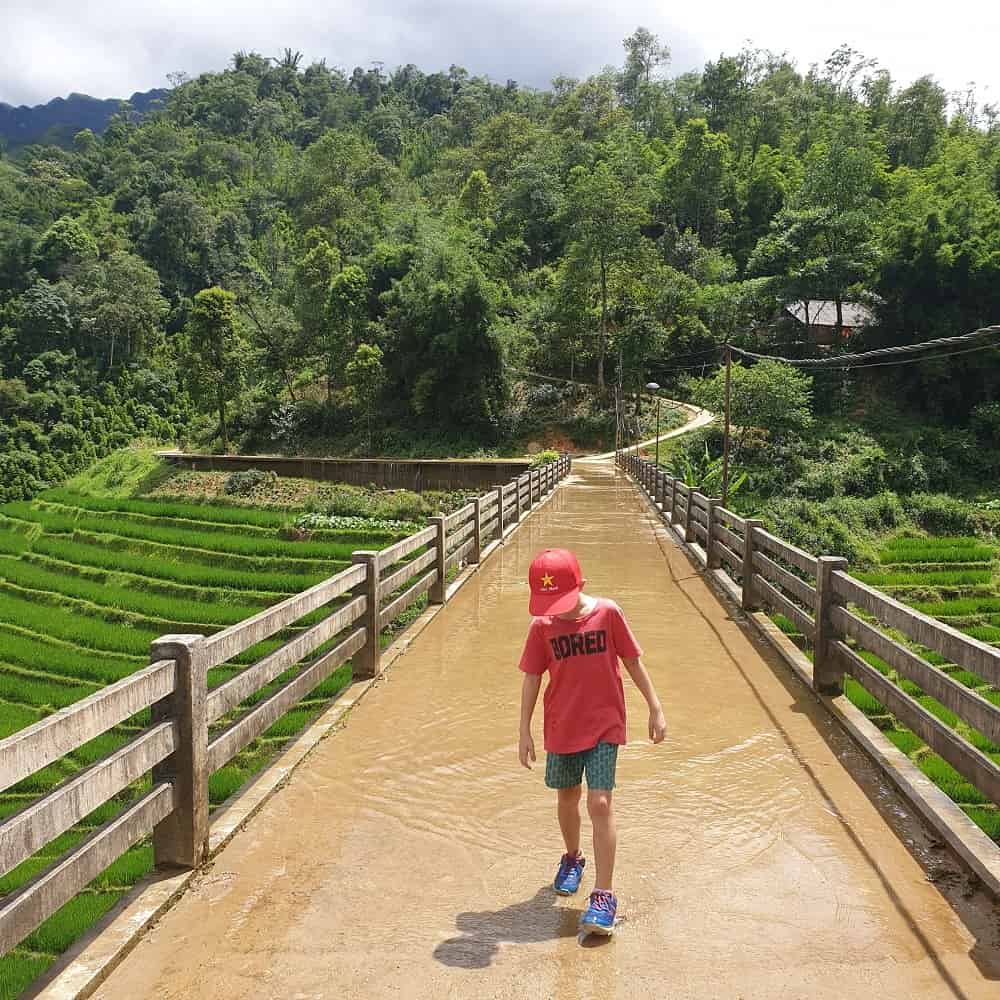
top-left (557, 785), bottom-right (582, 856)
top-left (587, 790), bottom-right (616, 890)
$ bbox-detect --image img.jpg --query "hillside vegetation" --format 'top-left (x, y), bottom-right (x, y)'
top-left (1, 32), bottom-right (998, 500)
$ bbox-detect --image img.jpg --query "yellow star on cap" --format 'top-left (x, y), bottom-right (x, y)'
top-left (540, 573), bottom-right (555, 588)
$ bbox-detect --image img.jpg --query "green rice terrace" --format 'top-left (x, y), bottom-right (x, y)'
top-left (0, 484), bottom-right (434, 997)
top-left (775, 534), bottom-right (1000, 842)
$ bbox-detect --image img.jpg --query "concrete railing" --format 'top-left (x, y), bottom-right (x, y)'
top-left (618, 449), bottom-right (1000, 812)
top-left (0, 455), bottom-right (571, 957)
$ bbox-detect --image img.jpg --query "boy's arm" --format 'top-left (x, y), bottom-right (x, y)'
top-left (622, 657), bottom-right (667, 743)
top-left (519, 672), bottom-right (542, 768)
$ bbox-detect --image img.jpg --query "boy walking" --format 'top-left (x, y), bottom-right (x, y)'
top-left (518, 548), bottom-right (666, 935)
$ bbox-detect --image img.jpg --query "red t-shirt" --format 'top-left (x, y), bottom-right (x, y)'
top-left (518, 597), bottom-right (643, 754)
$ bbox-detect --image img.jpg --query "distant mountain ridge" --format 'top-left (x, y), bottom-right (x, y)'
top-left (0, 88), bottom-right (170, 147)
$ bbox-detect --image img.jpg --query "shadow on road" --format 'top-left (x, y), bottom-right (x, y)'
top-left (433, 886), bottom-right (582, 968)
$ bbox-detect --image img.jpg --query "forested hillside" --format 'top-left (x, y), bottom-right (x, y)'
top-left (1, 33), bottom-right (999, 501)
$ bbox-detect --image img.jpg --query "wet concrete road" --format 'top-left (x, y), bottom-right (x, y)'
top-left (93, 462), bottom-right (1000, 1000)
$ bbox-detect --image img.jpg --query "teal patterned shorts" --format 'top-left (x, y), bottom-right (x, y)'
top-left (545, 741), bottom-right (618, 790)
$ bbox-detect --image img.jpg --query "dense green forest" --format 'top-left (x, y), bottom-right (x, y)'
top-left (1, 31), bottom-right (999, 503)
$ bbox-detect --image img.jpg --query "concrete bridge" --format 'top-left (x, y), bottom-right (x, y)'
top-left (36, 458), bottom-right (997, 999)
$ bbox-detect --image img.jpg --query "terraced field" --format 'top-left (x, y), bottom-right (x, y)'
top-left (0, 490), bottom-right (412, 998)
top-left (847, 536), bottom-right (1000, 841)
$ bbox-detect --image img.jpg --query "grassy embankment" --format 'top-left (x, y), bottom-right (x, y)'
top-left (0, 448), bottom-right (461, 998)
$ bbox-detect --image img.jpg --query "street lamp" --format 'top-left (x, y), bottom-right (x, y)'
top-left (645, 382), bottom-right (661, 466)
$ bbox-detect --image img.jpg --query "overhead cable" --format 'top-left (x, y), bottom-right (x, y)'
top-left (729, 325), bottom-right (1000, 370)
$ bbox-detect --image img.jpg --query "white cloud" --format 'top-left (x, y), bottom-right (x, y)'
top-left (2, 0), bottom-right (996, 107)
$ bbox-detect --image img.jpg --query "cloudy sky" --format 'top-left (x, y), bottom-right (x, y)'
top-left (3, 0), bottom-right (998, 108)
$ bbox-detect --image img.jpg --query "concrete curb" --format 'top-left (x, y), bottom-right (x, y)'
top-left (29, 476), bottom-right (565, 1000)
top-left (627, 467), bottom-right (1000, 900)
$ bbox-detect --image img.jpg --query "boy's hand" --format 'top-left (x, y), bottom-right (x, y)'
top-left (519, 730), bottom-right (536, 769)
top-left (648, 707), bottom-right (667, 744)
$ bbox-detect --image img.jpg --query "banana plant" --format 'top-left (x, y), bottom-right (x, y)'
top-left (669, 443), bottom-right (748, 498)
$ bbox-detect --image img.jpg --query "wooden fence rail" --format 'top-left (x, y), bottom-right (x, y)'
top-left (0, 455), bottom-right (571, 958)
top-left (618, 448), bottom-right (1000, 819)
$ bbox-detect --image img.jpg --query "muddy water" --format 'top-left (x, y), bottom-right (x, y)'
top-left (92, 462), bottom-right (999, 1000)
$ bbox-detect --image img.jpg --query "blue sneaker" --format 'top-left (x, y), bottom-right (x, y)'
top-left (553, 853), bottom-right (585, 895)
top-left (579, 890), bottom-right (617, 935)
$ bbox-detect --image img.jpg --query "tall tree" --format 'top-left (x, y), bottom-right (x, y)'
top-left (659, 118), bottom-right (733, 247)
top-left (559, 161), bottom-right (649, 389)
top-left (749, 114), bottom-right (883, 332)
top-left (345, 342), bottom-right (386, 452)
top-left (620, 26), bottom-right (671, 121)
top-left (184, 287), bottom-right (247, 451)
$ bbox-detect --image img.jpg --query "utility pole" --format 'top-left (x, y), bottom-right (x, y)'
top-left (645, 382), bottom-right (661, 466)
top-left (613, 380), bottom-right (620, 454)
top-left (721, 344), bottom-right (732, 507)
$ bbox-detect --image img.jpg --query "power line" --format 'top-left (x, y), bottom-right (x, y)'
top-left (729, 325), bottom-right (1000, 370)
top-left (644, 339), bottom-right (816, 368)
top-left (823, 342), bottom-right (1000, 371)
top-left (645, 359), bottom-right (725, 376)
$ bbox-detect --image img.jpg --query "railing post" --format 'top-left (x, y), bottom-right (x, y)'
top-left (351, 550), bottom-right (381, 677)
top-left (814, 556), bottom-right (849, 694)
top-left (685, 490), bottom-right (699, 543)
top-left (150, 634), bottom-right (208, 870)
top-left (655, 471), bottom-right (665, 511)
top-left (496, 485), bottom-right (505, 538)
top-left (742, 519), bottom-right (764, 612)
top-left (706, 498), bottom-right (722, 569)
top-left (669, 478), bottom-right (679, 524)
top-left (514, 479), bottom-right (522, 522)
top-left (428, 515), bottom-right (447, 603)
top-left (530, 468), bottom-right (538, 506)
top-left (471, 498), bottom-right (482, 564)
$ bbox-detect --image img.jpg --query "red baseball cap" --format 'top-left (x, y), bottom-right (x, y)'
top-left (528, 548), bottom-right (583, 616)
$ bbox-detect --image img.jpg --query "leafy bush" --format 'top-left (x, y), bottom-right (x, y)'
top-left (903, 493), bottom-right (977, 535)
top-left (526, 383), bottom-right (562, 406)
top-left (314, 484), bottom-right (469, 521)
top-left (530, 450), bottom-right (560, 468)
top-left (294, 512), bottom-right (422, 534)
top-left (373, 490), bottom-right (429, 521)
top-left (320, 484), bottom-right (376, 517)
top-left (766, 492), bottom-right (907, 565)
top-left (223, 468), bottom-right (278, 497)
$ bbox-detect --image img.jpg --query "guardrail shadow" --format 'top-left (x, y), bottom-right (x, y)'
top-left (652, 519), bottom-right (1000, 992)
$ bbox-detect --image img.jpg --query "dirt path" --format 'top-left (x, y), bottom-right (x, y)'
top-left (576, 401), bottom-right (713, 463)
top-left (93, 462), bottom-right (999, 1000)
